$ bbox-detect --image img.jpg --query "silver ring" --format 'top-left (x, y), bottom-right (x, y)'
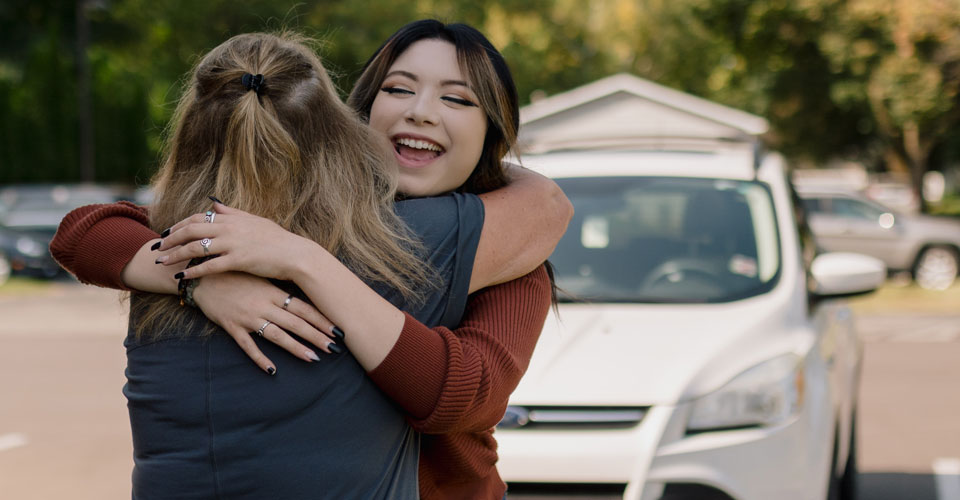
top-left (200, 238), bottom-right (212, 256)
top-left (256, 320), bottom-right (271, 337)
top-left (282, 295), bottom-right (293, 310)
top-left (204, 210), bottom-right (216, 223)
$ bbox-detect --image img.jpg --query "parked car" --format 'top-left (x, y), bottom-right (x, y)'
top-left (0, 223), bottom-right (62, 281)
top-left (797, 187), bottom-right (960, 290)
top-left (0, 184), bottom-right (122, 282)
top-left (494, 147), bottom-right (885, 500)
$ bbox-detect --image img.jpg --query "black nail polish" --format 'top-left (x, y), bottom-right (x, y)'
top-left (160, 228), bottom-right (171, 238)
top-left (174, 272), bottom-right (184, 280)
top-left (208, 195), bottom-right (224, 204)
top-left (154, 258), bottom-right (162, 264)
top-left (266, 366), bottom-right (276, 376)
top-left (332, 326), bottom-right (345, 340)
top-left (150, 241), bottom-right (162, 251)
top-left (328, 343), bottom-right (343, 354)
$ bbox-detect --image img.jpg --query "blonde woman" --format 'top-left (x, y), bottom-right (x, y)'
top-left (53, 23), bottom-right (570, 499)
top-left (54, 26), bottom-right (566, 498)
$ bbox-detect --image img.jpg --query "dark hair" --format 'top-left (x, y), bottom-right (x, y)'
top-left (351, 21), bottom-right (560, 306)
top-left (348, 19), bottom-right (520, 194)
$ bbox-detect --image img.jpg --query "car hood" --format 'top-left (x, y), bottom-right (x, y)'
top-left (511, 297), bottom-right (805, 407)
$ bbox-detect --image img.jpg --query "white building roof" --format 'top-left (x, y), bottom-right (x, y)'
top-left (517, 73), bottom-right (769, 154)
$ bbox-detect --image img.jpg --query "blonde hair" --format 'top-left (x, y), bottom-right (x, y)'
top-left (135, 32), bottom-right (433, 337)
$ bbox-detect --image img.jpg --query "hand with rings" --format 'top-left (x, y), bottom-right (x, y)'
top-left (189, 272), bottom-right (343, 374)
top-left (153, 202), bottom-right (311, 282)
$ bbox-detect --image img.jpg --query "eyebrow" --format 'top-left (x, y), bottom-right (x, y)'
top-left (384, 70), bottom-right (473, 90)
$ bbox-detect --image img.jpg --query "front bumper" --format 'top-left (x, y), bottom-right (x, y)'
top-left (496, 398), bottom-right (832, 500)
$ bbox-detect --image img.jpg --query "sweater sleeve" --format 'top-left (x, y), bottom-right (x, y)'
top-left (368, 264), bottom-right (551, 434)
top-left (49, 201), bottom-right (158, 290)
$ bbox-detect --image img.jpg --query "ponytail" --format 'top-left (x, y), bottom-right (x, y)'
top-left (218, 80), bottom-right (301, 227)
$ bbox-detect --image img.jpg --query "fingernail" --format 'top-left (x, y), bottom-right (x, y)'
top-left (306, 350), bottom-right (320, 362)
top-left (208, 195), bottom-right (224, 204)
top-left (332, 326), bottom-right (345, 340)
top-left (327, 342), bottom-right (343, 354)
top-left (174, 272), bottom-right (185, 280)
top-left (151, 241), bottom-right (162, 251)
top-left (266, 366), bottom-right (276, 376)
top-left (155, 255), bottom-right (168, 264)
top-left (160, 228), bottom-right (171, 238)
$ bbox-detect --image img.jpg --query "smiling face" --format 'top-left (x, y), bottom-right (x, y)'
top-left (368, 39), bottom-right (488, 197)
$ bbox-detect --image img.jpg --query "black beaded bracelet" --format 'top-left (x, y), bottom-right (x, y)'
top-left (177, 256), bottom-right (214, 307)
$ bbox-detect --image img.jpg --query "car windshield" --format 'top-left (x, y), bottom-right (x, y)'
top-left (551, 176), bottom-right (781, 303)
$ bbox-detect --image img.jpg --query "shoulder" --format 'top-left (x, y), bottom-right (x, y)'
top-left (394, 192), bottom-right (485, 248)
top-left (394, 193), bottom-right (484, 225)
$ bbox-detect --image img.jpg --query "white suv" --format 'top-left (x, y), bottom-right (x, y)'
top-left (496, 146), bottom-right (885, 500)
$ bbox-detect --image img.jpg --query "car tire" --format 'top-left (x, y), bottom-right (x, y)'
top-left (913, 245), bottom-right (959, 291)
top-left (826, 415), bottom-right (858, 500)
top-left (839, 413), bottom-right (859, 500)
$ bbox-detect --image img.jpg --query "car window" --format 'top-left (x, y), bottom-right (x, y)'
top-left (827, 197), bottom-right (886, 221)
top-left (552, 176), bottom-right (781, 303)
top-left (801, 198), bottom-right (823, 214)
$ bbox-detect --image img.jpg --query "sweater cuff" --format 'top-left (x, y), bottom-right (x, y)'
top-left (73, 217), bottom-right (159, 290)
top-left (368, 312), bottom-right (450, 419)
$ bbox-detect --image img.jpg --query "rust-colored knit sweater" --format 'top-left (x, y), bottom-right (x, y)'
top-left (50, 203), bottom-right (551, 499)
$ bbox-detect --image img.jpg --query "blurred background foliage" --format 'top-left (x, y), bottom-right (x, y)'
top-left (2, 0), bottom-right (960, 204)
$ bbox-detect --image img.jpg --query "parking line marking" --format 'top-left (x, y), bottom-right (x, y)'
top-left (934, 457), bottom-right (960, 500)
top-left (0, 433), bottom-right (28, 452)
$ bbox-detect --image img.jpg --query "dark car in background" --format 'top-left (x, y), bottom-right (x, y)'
top-left (797, 187), bottom-right (960, 290)
top-left (0, 184), bottom-right (123, 285)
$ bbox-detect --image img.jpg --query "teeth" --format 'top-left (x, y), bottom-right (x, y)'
top-left (396, 137), bottom-right (442, 152)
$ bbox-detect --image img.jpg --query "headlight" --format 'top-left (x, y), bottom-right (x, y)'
top-left (687, 353), bottom-right (804, 432)
top-left (16, 236), bottom-right (45, 257)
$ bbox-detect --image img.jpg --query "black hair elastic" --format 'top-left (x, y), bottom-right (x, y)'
top-left (241, 73), bottom-right (265, 95)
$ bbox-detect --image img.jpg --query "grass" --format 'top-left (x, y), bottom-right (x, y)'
top-left (0, 276), bottom-right (57, 296)
top-left (848, 276), bottom-right (960, 314)
top-left (928, 194), bottom-right (960, 217)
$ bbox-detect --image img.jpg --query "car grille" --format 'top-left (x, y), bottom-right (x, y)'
top-left (497, 406), bottom-right (648, 430)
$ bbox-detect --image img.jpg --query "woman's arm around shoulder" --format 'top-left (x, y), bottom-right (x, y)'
top-left (368, 264), bottom-right (552, 433)
top-left (471, 164), bottom-right (572, 292)
top-left (50, 201), bottom-right (171, 291)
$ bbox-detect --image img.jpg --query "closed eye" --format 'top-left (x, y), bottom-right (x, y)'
top-left (442, 96), bottom-right (478, 107)
top-left (380, 87), bottom-right (414, 96)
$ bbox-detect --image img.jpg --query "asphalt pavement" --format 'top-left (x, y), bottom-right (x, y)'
top-left (0, 282), bottom-right (958, 500)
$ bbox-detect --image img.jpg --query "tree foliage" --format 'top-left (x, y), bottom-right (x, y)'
top-left (2, 0), bottom-right (960, 204)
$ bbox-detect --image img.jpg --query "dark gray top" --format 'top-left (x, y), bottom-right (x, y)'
top-left (123, 193), bottom-right (484, 499)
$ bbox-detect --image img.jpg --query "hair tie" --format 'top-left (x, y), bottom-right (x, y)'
top-left (241, 73), bottom-right (265, 95)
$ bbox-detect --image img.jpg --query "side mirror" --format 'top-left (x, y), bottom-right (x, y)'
top-left (810, 252), bottom-right (886, 298)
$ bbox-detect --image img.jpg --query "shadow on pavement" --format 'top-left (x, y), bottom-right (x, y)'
top-left (858, 472), bottom-right (938, 500)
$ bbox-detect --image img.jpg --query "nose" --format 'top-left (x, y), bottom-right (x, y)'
top-left (404, 93), bottom-right (439, 126)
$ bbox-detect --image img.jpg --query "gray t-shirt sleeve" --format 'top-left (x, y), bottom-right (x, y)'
top-left (393, 192), bottom-right (484, 328)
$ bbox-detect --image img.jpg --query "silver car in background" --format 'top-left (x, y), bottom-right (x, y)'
top-left (797, 188), bottom-right (960, 290)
